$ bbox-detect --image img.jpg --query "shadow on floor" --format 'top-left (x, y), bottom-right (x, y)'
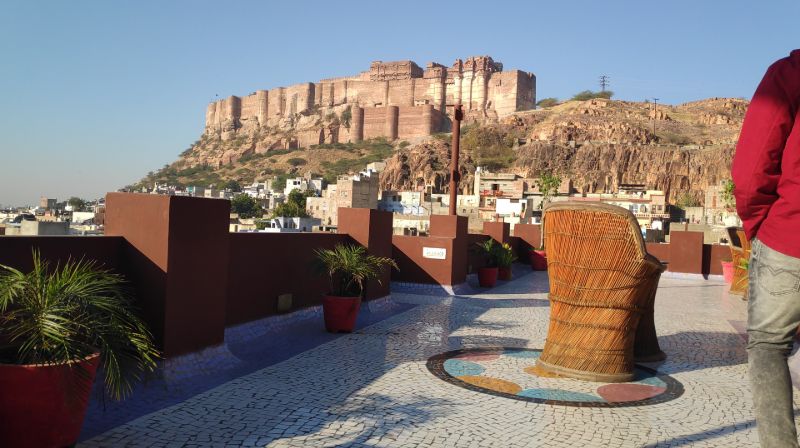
top-left (646, 331), bottom-right (748, 374)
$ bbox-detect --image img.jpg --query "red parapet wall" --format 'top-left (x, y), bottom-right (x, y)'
top-left (105, 193), bottom-right (231, 357)
top-left (392, 235), bottom-right (462, 285)
top-left (226, 232), bottom-right (350, 326)
top-left (0, 236), bottom-right (124, 273)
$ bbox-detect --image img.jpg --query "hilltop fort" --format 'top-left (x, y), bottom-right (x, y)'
top-left (204, 56), bottom-right (536, 147)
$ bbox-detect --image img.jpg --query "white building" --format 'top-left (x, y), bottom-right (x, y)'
top-left (258, 216), bottom-right (321, 233)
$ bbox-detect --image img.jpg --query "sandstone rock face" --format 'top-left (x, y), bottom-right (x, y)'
top-left (145, 97), bottom-right (747, 206)
top-left (379, 139), bottom-right (475, 194)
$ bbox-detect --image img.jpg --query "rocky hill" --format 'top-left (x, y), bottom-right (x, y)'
top-left (136, 97), bottom-right (746, 204)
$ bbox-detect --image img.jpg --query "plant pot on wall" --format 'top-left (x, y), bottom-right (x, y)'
top-left (0, 353), bottom-right (100, 448)
top-left (322, 295), bottom-right (362, 333)
top-left (531, 250), bottom-right (548, 271)
top-left (478, 267), bottom-right (499, 287)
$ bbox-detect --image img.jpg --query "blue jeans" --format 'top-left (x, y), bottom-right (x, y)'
top-left (748, 238), bottom-right (800, 447)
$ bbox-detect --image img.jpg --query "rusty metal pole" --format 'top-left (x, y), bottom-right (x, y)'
top-left (448, 105), bottom-right (464, 216)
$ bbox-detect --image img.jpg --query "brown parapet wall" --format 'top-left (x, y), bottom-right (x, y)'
top-left (105, 193), bottom-right (230, 358)
top-left (226, 232), bottom-right (350, 326)
top-left (338, 208), bottom-right (393, 300)
top-left (483, 221), bottom-right (510, 245)
top-left (0, 236), bottom-right (124, 273)
top-left (513, 223), bottom-right (542, 264)
top-left (666, 231), bottom-right (704, 275)
top-left (392, 235), bottom-right (461, 285)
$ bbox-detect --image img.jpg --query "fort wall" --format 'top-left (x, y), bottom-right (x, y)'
top-left (204, 55), bottom-right (536, 139)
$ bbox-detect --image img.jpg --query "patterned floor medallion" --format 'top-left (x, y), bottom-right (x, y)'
top-left (427, 347), bottom-right (683, 407)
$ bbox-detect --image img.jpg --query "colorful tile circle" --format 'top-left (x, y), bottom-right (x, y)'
top-left (427, 347), bottom-right (683, 407)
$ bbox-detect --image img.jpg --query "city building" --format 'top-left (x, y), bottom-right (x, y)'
top-left (39, 197), bottom-right (57, 211)
top-left (258, 217), bottom-right (321, 233)
top-left (306, 170), bottom-right (379, 226)
top-left (570, 184), bottom-right (670, 230)
top-left (284, 175), bottom-right (325, 196)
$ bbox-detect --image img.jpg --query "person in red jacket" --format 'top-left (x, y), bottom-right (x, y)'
top-left (732, 49), bottom-right (800, 448)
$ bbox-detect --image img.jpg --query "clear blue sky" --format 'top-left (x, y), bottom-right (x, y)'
top-left (1, 0), bottom-right (797, 207)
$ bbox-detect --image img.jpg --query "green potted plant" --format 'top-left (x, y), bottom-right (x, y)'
top-left (315, 244), bottom-right (397, 333)
top-left (475, 239), bottom-right (500, 287)
top-left (496, 243), bottom-right (517, 281)
top-left (0, 251), bottom-right (159, 448)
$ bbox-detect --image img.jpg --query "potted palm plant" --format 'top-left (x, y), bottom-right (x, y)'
top-left (475, 239), bottom-right (500, 287)
top-left (0, 251), bottom-right (159, 448)
top-left (315, 244), bottom-right (397, 333)
top-left (496, 243), bottom-right (517, 281)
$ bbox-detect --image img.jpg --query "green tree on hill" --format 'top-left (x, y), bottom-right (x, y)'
top-left (571, 90), bottom-right (614, 101)
top-left (536, 98), bottom-right (559, 108)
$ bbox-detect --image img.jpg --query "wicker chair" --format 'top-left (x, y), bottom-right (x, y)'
top-left (726, 227), bottom-right (750, 298)
top-left (537, 202), bottom-right (667, 383)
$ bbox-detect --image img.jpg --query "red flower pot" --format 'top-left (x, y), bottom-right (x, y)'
top-left (721, 260), bottom-right (734, 284)
top-left (478, 267), bottom-right (499, 287)
top-left (322, 294), bottom-right (362, 333)
top-left (0, 352), bottom-right (100, 448)
top-left (531, 250), bottom-right (548, 271)
top-left (498, 266), bottom-right (513, 281)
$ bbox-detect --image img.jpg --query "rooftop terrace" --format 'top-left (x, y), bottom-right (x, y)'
top-left (0, 194), bottom-right (788, 447)
top-left (74, 267), bottom-right (792, 447)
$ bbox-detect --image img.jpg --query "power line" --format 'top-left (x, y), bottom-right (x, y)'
top-left (599, 75), bottom-right (610, 92)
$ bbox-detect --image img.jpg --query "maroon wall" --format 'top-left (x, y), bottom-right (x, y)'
top-left (392, 236), bottom-right (464, 285)
top-left (338, 208), bottom-right (393, 300)
top-left (105, 193), bottom-right (230, 357)
top-left (392, 215), bottom-right (469, 285)
top-left (513, 223), bottom-right (542, 264)
top-left (705, 244), bottom-right (729, 276)
top-left (483, 221), bottom-right (510, 245)
top-left (666, 231), bottom-right (704, 274)
top-left (0, 236), bottom-right (123, 273)
top-left (646, 243), bottom-right (670, 265)
top-left (226, 232), bottom-right (349, 325)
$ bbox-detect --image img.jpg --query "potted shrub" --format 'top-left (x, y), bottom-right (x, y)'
top-left (0, 251), bottom-right (158, 448)
top-left (496, 243), bottom-right (517, 281)
top-left (475, 239), bottom-right (500, 287)
top-left (315, 244), bottom-right (397, 333)
top-left (531, 246), bottom-right (548, 271)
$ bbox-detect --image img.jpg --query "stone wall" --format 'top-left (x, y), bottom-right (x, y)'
top-left (357, 105), bottom-right (442, 142)
top-left (204, 55), bottom-right (536, 138)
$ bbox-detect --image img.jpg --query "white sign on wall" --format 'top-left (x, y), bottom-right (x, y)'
top-left (423, 247), bottom-right (447, 260)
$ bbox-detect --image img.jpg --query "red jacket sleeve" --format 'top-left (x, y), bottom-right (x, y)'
top-left (732, 57), bottom-right (798, 240)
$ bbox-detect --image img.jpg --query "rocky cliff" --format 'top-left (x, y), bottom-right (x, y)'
top-left (138, 97), bottom-right (745, 205)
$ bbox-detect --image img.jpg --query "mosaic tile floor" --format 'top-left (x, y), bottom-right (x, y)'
top-left (428, 347), bottom-right (683, 407)
top-left (80, 269), bottom-right (800, 447)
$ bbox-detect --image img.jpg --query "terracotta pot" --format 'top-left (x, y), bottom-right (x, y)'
top-left (721, 260), bottom-right (734, 284)
top-left (531, 250), bottom-right (548, 271)
top-left (498, 266), bottom-right (513, 280)
top-left (322, 294), bottom-right (362, 333)
top-left (0, 352), bottom-right (100, 448)
top-left (478, 267), bottom-right (499, 287)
